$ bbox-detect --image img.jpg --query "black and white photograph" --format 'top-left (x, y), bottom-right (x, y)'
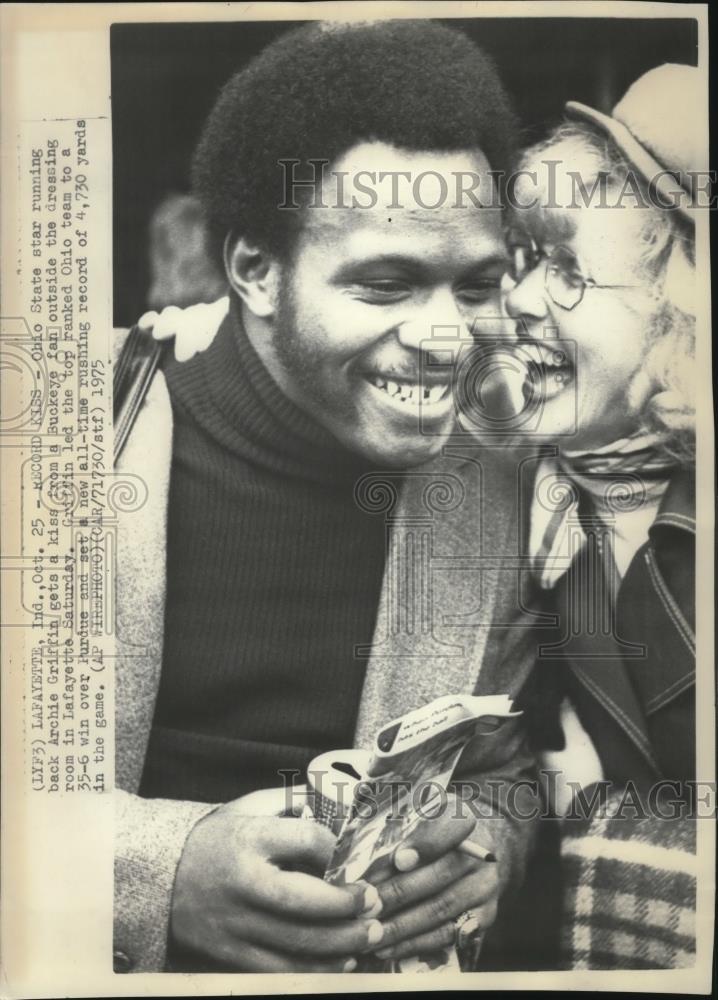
top-left (0, 3), bottom-right (713, 996)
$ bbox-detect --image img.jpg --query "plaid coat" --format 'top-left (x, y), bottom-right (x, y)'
top-left (513, 466), bottom-right (698, 970)
top-left (556, 471), bottom-right (698, 970)
top-left (559, 797), bottom-right (697, 969)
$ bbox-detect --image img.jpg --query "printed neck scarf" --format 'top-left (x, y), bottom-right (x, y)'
top-left (531, 431), bottom-right (675, 590)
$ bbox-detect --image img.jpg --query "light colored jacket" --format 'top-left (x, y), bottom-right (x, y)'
top-left (112, 327), bottom-right (539, 972)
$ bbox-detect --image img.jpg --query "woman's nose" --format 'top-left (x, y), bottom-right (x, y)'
top-left (504, 265), bottom-right (550, 322)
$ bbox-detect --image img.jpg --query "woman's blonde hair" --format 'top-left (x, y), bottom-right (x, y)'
top-left (516, 121), bottom-right (696, 464)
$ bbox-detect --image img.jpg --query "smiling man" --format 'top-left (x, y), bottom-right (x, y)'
top-left (235, 141), bottom-right (508, 468)
top-left (113, 20), bottom-right (538, 975)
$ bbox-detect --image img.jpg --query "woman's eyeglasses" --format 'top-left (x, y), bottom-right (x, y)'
top-left (506, 236), bottom-right (638, 311)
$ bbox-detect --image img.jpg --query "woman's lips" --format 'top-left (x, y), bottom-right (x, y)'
top-left (516, 341), bottom-right (573, 401)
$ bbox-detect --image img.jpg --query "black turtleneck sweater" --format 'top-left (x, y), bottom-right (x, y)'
top-left (139, 299), bottom-right (387, 803)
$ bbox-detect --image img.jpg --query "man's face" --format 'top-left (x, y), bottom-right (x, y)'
top-left (503, 161), bottom-right (662, 450)
top-left (267, 142), bottom-right (506, 467)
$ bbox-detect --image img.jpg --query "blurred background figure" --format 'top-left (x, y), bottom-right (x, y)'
top-left (146, 193), bottom-right (227, 311)
top-left (112, 17), bottom-right (697, 327)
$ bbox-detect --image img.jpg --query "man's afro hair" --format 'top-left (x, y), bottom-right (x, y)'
top-left (192, 19), bottom-right (518, 258)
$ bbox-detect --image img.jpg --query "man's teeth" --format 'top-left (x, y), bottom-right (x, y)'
top-left (370, 375), bottom-right (448, 405)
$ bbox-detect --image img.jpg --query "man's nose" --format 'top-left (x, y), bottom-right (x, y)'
top-left (504, 266), bottom-right (549, 324)
top-left (395, 291), bottom-right (472, 353)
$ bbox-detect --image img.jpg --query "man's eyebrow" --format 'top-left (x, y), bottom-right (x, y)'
top-left (332, 254), bottom-right (430, 280)
top-left (333, 251), bottom-right (509, 281)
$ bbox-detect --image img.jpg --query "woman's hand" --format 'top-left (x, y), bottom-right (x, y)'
top-left (139, 296), bottom-right (229, 362)
top-left (365, 793), bottom-right (500, 962)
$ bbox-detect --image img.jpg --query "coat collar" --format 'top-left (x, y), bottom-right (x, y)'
top-left (502, 461), bottom-right (695, 780)
top-left (115, 369), bottom-right (173, 792)
top-left (651, 464), bottom-right (695, 536)
top-left (353, 442), bottom-right (524, 749)
top-left (572, 464), bottom-right (696, 776)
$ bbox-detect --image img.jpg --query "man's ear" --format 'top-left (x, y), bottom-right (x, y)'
top-left (224, 233), bottom-right (280, 319)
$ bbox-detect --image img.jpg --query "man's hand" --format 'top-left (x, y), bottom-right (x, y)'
top-left (170, 799), bottom-right (384, 972)
top-left (367, 793), bottom-right (500, 962)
